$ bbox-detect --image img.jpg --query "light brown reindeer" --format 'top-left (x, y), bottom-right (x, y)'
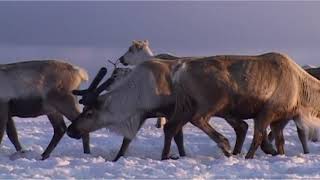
top-left (67, 59), bottom-right (237, 160)
top-left (120, 40), bottom-right (320, 154)
top-left (67, 56), bottom-right (284, 160)
top-left (0, 60), bottom-right (91, 159)
top-left (169, 53), bottom-right (320, 159)
top-left (119, 40), bottom-right (320, 155)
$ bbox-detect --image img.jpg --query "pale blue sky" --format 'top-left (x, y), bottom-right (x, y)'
top-left (0, 1), bottom-right (319, 75)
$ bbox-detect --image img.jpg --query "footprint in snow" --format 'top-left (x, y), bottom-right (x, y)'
top-left (9, 150), bottom-right (42, 161)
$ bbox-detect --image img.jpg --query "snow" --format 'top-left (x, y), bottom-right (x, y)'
top-left (1, 116), bottom-right (320, 179)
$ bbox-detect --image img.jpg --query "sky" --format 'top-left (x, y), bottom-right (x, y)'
top-left (0, 1), bottom-right (319, 75)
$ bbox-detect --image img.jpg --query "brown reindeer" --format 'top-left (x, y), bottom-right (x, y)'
top-left (67, 57), bottom-right (280, 160)
top-left (169, 52), bottom-right (320, 159)
top-left (0, 60), bottom-right (91, 159)
top-left (119, 40), bottom-right (319, 155)
top-left (67, 59), bottom-right (236, 160)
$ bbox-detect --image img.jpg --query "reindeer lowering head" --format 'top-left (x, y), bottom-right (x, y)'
top-left (119, 40), bottom-right (154, 66)
top-left (67, 96), bottom-right (107, 139)
top-left (68, 66), bottom-right (142, 140)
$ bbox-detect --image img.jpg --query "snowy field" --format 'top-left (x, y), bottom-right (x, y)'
top-left (1, 116), bottom-right (320, 179)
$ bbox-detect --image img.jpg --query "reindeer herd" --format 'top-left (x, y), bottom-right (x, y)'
top-left (1, 40), bottom-right (320, 162)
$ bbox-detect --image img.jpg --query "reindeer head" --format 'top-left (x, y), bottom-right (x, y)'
top-left (67, 96), bottom-right (107, 139)
top-left (68, 67), bottom-right (111, 138)
top-left (119, 40), bottom-right (154, 66)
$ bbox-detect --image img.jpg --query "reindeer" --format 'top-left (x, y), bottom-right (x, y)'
top-left (67, 59), bottom-right (243, 161)
top-left (304, 66), bottom-right (320, 142)
top-left (67, 56), bottom-right (286, 161)
top-left (119, 40), bottom-right (320, 155)
top-left (0, 60), bottom-right (91, 160)
top-left (169, 53), bottom-right (320, 159)
top-left (267, 65), bottom-right (320, 147)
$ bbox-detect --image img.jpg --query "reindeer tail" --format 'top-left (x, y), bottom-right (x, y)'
top-left (73, 66), bottom-right (89, 82)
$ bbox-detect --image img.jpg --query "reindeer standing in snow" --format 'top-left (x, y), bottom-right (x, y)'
top-left (71, 41), bottom-right (256, 160)
top-left (0, 60), bottom-right (91, 159)
top-left (69, 40), bottom-right (320, 160)
top-left (169, 53), bottom-right (320, 159)
top-left (118, 40), bottom-right (320, 155)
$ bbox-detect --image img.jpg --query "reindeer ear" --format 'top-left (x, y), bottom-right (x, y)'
top-left (143, 40), bottom-right (149, 46)
top-left (132, 40), bottom-right (138, 46)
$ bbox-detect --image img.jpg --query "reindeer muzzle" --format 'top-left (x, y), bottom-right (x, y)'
top-left (67, 125), bottom-right (82, 140)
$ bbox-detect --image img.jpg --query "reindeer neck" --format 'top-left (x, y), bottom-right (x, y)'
top-left (295, 66), bottom-right (320, 117)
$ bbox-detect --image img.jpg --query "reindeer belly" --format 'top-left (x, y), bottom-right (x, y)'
top-left (9, 96), bottom-right (45, 117)
top-left (217, 94), bottom-right (267, 119)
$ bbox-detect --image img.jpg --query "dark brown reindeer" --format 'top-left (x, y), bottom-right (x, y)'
top-left (0, 60), bottom-right (91, 159)
top-left (168, 53), bottom-right (320, 159)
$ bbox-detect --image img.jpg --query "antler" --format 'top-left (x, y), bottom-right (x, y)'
top-left (72, 67), bottom-right (107, 106)
top-left (72, 59), bottom-right (121, 106)
top-left (72, 67), bottom-right (107, 96)
top-left (92, 59), bottom-right (120, 95)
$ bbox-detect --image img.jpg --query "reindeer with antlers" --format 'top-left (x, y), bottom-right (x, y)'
top-left (119, 40), bottom-right (320, 155)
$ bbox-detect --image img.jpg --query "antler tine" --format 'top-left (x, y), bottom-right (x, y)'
top-left (72, 67), bottom-right (107, 96)
top-left (108, 59), bottom-right (118, 69)
top-left (88, 67), bottom-right (107, 91)
top-left (93, 59), bottom-right (119, 95)
top-left (94, 76), bottom-right (116, 95)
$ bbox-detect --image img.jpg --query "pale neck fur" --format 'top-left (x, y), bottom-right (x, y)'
top-left (287, 57), bottom-right (320, 120)
top-left (99, 65), bottom-right (161, 138)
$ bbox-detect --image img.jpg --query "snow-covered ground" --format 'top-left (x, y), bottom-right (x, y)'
top-left (1, 116), bottom-right (320, 179)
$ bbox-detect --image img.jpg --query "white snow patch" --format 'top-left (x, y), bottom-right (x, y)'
top-left (0, 116), bottom-right (320, 178)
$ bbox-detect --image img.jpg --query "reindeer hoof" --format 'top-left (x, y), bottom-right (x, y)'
top-left (232, 150), bottom-right (241, 155)
top-left (41, 154), bottom-right (49, 160)
top-left (218, 140), bottom-right (232, 157)
top-left (179, 152), bottom-right (186, 157)
top-left (245, 153), bottom-right (254, 159)
top-left (84, 150), bottom-right (91, 154)
top-left (223, 151), bottom-right (232, 157)
top-left (170, 155), bottom-right (179, 160)
top-left (112, 155), bottom-right (123, 162)
top-left (161, 155), bottom-right (179, 160)
top-left (155, 124), bottom-right (161, 129)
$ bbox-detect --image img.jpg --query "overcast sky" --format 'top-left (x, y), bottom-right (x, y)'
top-left (0, 1), bottom-right (319, 75)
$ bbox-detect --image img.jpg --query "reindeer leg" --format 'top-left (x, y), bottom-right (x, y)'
top-left (113, 137), bottom-right (131, 162)
top-left (156, 117), bottom-right (166, 128)
top-left (191, 117), bottom-right (231, 157)
top-left (49, 92), bottom-right (91, 154)
top-left (174, 128), bottom-right (186, 157)
top-left (113, 118), bottom-right (145, 161)
top-left (225, 117), bottom-right (248, 155)
top-left (41, 113), bottom-right (66, 160)
top-left (246, 112), bottom-right (274, 159)
top-left (260, 133), bottom-right (277, 155)
top-left (309, 128), bottom-right (319, 142)
top-left (267, 130), bottom-right (275, 142)
top-left (0, 103), bottom-right (8, 146)
top-left (270, 121), bottom-right (286, 155)
top-left (81, 134), bottom-right (90, 154)
top-left (294, 118), bottom-right (310, 154)
top-left (162, 120), bottom-right (188, 160)
top-left (6, 117), bottom-right (23, 152)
